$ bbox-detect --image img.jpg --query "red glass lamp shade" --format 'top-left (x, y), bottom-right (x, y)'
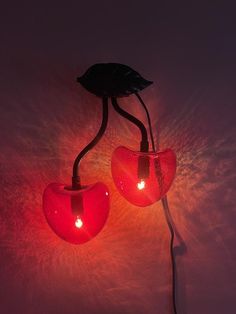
top-left (43, 182), bottom-right (109, 244)
top-left (111, 146), bottom-right (176, 207)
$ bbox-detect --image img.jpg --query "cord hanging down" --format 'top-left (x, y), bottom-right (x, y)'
top-left (136, 92), bottom-right (178, 314)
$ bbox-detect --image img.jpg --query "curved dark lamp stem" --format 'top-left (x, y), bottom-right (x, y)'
top-left (72, 96), bottom-right (109, 189)
top-left (135, 92), bottom-right (156, 152)
top-left (111, 97), bottom-right (149, 152)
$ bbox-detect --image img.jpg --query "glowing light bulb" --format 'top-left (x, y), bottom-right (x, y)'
top-left (75, 216), bottom-right (83, 229)
top-left (43, 182), bottom-right (109, 244)
top-left (111, 146), bottom-right (176, 206)
top-left (137, 179), bottom-right (146, 190)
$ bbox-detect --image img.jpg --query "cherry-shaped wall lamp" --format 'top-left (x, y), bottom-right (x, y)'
top-left (43, 63), bottom-right (178, 313)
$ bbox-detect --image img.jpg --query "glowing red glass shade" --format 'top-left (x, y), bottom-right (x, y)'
top-left (43, 182), bottom-right (109, 244)
top-left (111, 146), bottom-right (176, 207)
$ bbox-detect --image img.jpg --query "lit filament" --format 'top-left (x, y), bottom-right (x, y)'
top-left (137, 179), bottom-right (146, 190)
top-left (75, 217), bottom-right (83, 229)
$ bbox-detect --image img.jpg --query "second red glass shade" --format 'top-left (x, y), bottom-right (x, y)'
top-left (111, 146), bottom-right (176, 207)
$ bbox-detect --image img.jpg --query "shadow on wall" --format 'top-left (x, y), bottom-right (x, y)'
top-left (159, 79), bottom-right (236, 313)
top-left (0, 60), bottom-right (236, 314)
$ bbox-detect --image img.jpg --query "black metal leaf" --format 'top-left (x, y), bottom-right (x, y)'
top-left (77, 63), bottom-right (153, 98)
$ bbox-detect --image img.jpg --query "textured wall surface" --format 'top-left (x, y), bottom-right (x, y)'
top-left (0, 2), bottom-right (236, 314)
